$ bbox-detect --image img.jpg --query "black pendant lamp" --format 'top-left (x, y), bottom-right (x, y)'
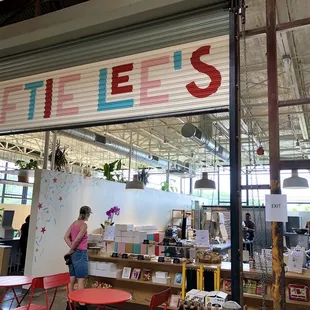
top-left (194, 172), bottom-right (216, 190)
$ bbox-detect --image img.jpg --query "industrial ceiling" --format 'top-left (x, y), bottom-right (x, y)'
top-left (0, 0), bottom-right (310, 173)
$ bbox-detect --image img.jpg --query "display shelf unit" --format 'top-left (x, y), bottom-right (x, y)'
top-left (171, 209), bottom-right (194, 228)
top-left (89, 254), bottom-right (310, 309)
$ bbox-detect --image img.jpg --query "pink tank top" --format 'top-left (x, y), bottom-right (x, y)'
top-left (70, 221), bottom-right (88, 251)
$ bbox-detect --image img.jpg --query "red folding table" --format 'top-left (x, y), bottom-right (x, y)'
top-left (69, 288), bottom-right (131, 310)
top-left (0, 276), bottom-right (33, 309)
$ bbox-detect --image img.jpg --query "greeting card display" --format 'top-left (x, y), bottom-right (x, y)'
top-left (122, 267), bottom-right (132, 279)
top-left (131, 268), bottom-right (141, 280)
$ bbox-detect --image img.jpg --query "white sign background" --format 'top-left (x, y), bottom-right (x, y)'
top-left (0, 35), bottom-right (229, 133)
top-left (265, 194), bottom-right (288, 222)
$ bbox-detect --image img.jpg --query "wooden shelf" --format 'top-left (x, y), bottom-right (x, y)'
top-left (89, 254), bottom-right (183, 268)
top-left (115, 277), bottom-right (181, 288)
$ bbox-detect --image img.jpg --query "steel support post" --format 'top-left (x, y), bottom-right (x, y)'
top-left (43, 131), bottom-right (50, 169)
top-left (229, 0), bottom-right (243, 305)
top-left (266, 0), bottom-right (286, 309)
top-left (51, 131), bottom-right (57, 171)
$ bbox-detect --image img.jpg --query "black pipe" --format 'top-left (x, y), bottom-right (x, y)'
top-left (229, 0), bottom-right (243, 305)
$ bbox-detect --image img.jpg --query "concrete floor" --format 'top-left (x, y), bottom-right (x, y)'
top-left (0, 289), bottom-right (149, 310)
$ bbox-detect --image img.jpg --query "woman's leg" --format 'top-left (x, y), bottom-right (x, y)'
top-left (77, 278), bottom-right (86, 290)
top-left (69, 276), bottom-right (76, 293)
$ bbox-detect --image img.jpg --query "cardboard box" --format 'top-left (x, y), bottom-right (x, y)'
top-left (186, 289), bottom-right (201, 301)
top-left (152, 276), bottom-right (170, 284)
top-left (121, 237), bottom-right (134, 243)
top-left (115, 224), bottom-right (134, 232)
top-left (205, 291), bottom-right (228, 308)
top-left (122, 231), bottom-right (134, 237)
top-left (196, 291), bottom-right (208, 304)
top-left (155, 271), bottom-right (168, 279)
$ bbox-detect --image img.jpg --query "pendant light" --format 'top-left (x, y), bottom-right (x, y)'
top-left (194, 172), bottom-right (216, 190)
top-left (283, 169), bottom-right (309, 189)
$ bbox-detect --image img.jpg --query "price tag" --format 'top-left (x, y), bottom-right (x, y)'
top-left (158, 257), bottom-right (165, 263)
top-left (173, 258), bottom-right (180, 264)
top-left (137, 255), bottom-right (144, 260)
top-left (112, 252), bottom-right (118, 258)
top-left (121, 253), bottom-right (128, 259)
top-left (143, 240), bottom-right (150, 244)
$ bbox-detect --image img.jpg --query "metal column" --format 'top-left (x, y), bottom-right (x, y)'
top-left (43, 131), bottom-right (50, 169)
top-left (229, 0), bottom-right (243, 305)
top-left (266, 0), bottom-right (285, 309)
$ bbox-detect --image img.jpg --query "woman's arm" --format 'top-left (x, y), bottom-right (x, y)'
top-left (64, 226), bottom-right (72, 248)
top-left (67, 223), bottom-right (87, 254)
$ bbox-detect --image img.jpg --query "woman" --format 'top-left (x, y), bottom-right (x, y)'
top-left (20, 215), bottom-right (30, 272)
top-left (64, 206), bottom-right (92, 310)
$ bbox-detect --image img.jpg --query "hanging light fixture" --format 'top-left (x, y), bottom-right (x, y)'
top-left (283, 169), bottom-right (309, 189)
top-left (194, 172), bottom-right (216, 190)
top-left (126, 174), bottom-right (144, 190)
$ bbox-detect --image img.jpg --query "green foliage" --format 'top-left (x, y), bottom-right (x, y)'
top-left (97, 159), bottom-right (123, 182)
top-left (49, 141), bottom-right (68, 171)
top-left (15, 159), bottom-right (38, 170)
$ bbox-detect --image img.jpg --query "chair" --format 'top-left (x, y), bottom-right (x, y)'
top-left (149, 288), bottom-right (171, 310)
top-left (13, 273), bottom-right (71, 310)
top-left (43, 272), bottom-right (71, 309)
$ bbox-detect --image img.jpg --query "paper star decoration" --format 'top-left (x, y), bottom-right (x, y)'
top-left (59, 197), bottom-right (63, 201)
top-left (41, 227), bottom-right (46, 234)
top-left (53, 177), bottom-right (57, 183)
top-left (38, 203), bottom-right (43, 210)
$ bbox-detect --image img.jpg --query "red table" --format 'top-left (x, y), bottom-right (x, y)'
top-left (0, 276), bottom-right (33, 309)
top-left (69, 288), bottom-right (132, 310)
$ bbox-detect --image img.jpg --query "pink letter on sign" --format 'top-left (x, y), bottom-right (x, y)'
top-left (56, 74), bottom-right (80, 117)
top-left (140, 56), bottom-right (169, 105)
top-left (0, 85), bottom-right (23, 124)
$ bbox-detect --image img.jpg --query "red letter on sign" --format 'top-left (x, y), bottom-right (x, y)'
top-left (0, 85), bottom-right (23, 124)
top-left (140, 56), bottom-right (169, 105)
top-left (186, 46), bottom-right (221, 98)
top-left (56, 74), bottom-right (80, 117)
top-left (111, 63), bottom-right (133, 95)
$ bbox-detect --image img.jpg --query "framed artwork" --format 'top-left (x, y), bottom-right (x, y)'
top-left (174, 273), bottom-right (182, 285)
top-left (169, 295), bottom-right (180, 308)
top-left (142, 269), bottom-right (151, 281)
top-left (122, 267), bottom-right (132, 279)
top-left (131, 268), bottom-right (141, 280)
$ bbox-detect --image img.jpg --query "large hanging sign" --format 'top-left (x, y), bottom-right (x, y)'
top-left (0, 35), bottom-right (229, 134)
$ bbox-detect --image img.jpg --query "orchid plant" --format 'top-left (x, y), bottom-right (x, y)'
top-left (100, 206), bottom-right (120, 229)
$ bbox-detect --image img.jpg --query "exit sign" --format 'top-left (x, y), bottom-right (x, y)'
top-left (265, 194), bottom-right (288, 222)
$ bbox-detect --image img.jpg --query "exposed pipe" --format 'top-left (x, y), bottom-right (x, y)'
top-left (181, 123), bottom-right (230, 163)
top-left (59, 128), bottom-right (191, 172)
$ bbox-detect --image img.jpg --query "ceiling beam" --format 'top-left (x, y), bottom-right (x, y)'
top-left (244, 16), bottom-right (310, 38)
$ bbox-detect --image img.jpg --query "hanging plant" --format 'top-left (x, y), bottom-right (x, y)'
top-left (49, 141), bottom-right (68, 171)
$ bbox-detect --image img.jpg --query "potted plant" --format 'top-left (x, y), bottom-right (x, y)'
top-left (97, 159), bottom-right (123, 182)
top-left (15, 159), bottom-right (38, 183)
top-left (49, 141), bottom-right (68, 171)
top-left (138, 168), bottom-right (149, 185)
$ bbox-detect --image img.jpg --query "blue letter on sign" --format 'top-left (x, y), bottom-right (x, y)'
top-left (25, 81), bottom-right (44, 120)
top-left (98, 68), bottom-right (134, 111)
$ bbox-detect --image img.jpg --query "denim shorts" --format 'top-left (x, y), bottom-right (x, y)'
top-left (69, 250), bottom-right (88, 279)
